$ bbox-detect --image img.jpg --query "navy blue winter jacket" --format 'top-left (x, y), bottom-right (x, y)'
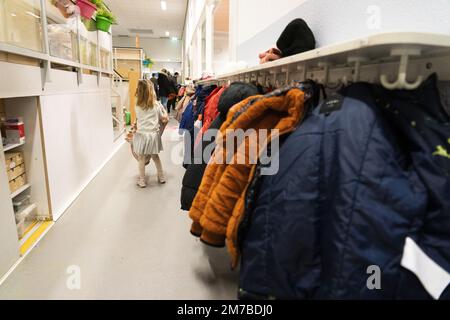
top-left (239, 75), bottom-right (450, 299)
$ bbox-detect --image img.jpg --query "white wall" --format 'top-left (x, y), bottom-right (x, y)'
top-left (148, 61), bottom-right (182, 74)
top-left (213, 32), bottom-right (229, 75)
top-left (185, 0), bottom-right (207, 53)
top-left (234, 0), bottom-right (303, 46)
top-left (234, 0), bottom-right (450, 66)
top-left (113, 37), bottom-right (182, 63)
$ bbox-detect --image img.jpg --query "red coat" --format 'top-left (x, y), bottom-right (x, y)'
top-left (194, 87), bottom-right (226, 147)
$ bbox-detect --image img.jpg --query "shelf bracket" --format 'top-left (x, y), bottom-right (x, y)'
top-left (41, 60), bottom-right (52, 89)
top-left (77, 68), bottom-right (83, 85)
top-left (318, 62), bottom-right (330, 85)
top-left (281, 67), bottom-right (289, 86)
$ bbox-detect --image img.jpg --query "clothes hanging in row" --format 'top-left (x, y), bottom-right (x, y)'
top-left (180, 83), bottom-right (260, 211)
top-left (180, 74), bottom-right (450, 300)
top-left (179, 85), bottom-right (218, 168)
top-left (189, 85), bottom-right (308, 269)
top-left (174, 85), bottom-right (195, 122)
top-left (238, 74), bottom-right (450, 300)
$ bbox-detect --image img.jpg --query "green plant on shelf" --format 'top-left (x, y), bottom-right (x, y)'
top-left (96, 7), bottom-right (116, 23)
top-left (89, 0), bottom-right (103, 7)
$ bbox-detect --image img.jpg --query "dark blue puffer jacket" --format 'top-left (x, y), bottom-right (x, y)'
top-left (179, 100), bottom-right (195, 132)
top-left (239, 76), bottom-right (450, 299)
top-left (181, 85), bottom-right (217, 168)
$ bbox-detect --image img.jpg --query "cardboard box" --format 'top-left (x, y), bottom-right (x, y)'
top-left (4, 121), bottom-right (25, 145)
top-left (7, 163), bottom-right (26, 181)
top-left (8, 173), bottom-right (27, 194)
top-left (5, 152), bottom-right (24, 170)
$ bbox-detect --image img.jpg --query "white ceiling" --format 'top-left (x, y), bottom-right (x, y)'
top-left (104, 0), bottom-right (188, 39)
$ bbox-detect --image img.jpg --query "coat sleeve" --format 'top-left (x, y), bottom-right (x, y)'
top-left (199, 140), bottom-right (253, 246)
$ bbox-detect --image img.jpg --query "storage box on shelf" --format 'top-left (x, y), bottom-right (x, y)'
top-left (1, 107), bottom-right (39, 241)
top-left (3, 119), bottom-right (25, 145)
top-left (1, 97), bottom-right (51, 226)
top-left (9, 172), bottom-right (27, 194)
top-left (13, 194), bottom-right (31, 214)
top-left (13, 194), bottom-right (37, 239)
top-left (4, 151), bottom-right (24, 169)
top-left (7, 162), bottom-right (25, 181)
top-left (6, 150), bottom-right (28, 195)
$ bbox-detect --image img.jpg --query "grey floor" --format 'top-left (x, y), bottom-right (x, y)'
top-left (0, 119), bottom-right (238, 300)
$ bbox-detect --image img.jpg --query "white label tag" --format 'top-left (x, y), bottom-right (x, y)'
top-left (401, 237), bottom-right (450, 299)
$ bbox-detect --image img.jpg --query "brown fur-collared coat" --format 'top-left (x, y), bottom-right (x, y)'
top-left (189, 87), bottom-right (306, 268)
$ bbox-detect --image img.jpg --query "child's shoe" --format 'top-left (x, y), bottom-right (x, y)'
top-left (137, 177), bottom-right (147, 188)
top-left (158, 173), bottom-right (166, 184)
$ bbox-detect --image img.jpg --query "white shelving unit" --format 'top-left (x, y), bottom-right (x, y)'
top-left (10, 184), bottom-right (31, 199)
top-left (3, 141), bottom-right (26, 152)
top-left (0, 0), bottom-right (118, 280)
top-left (1, 96), bottom-right (51, 245)
top-left (15, 203), bottom-right (37, 223)
top-left (113, 47), bottom-right (145, 80)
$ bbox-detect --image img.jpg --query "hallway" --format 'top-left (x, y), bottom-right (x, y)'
top-left (0, 120), bottom-right (238, 300)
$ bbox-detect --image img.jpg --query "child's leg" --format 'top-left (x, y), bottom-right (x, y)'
top-left (151, 154), bottom-right (166, 183)
top-left (138, 155), bottom-right (147, 178)
top-left (137, 155), bottom-right (147, 187)
top-left (145, 155), bottom-right (151, 165)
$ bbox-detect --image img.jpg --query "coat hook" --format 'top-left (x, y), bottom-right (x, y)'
top-left (380, 47), bottom-right (422, 90)
top-left (342, 75), bottom-right (350, 86)
top-left (347, 56), bottom-right (368, 82)
top-left (270, 70), bottom-right (277, 88)
top-left (318, 62), bottom-right (330, 85)
top-left (281, 67), bottom-right (289, 86)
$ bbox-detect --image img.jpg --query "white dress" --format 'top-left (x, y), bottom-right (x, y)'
top-left (133, 102), bottom-right (165, 155)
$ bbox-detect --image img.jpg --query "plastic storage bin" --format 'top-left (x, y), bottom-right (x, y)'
top-left (16, 218), bottom-right (25, 239)
top-left (13, 194), bottom-right (31, 213)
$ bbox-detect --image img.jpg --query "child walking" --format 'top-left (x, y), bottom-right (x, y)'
top-left (133, 80), bottom-right (168, 188)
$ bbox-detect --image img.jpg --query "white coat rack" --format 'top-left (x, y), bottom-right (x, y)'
top-left (197, 32), bottom-right (450, 90)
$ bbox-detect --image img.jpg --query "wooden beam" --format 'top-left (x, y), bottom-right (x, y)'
top-left (128, 71), bottom-right (139, 124)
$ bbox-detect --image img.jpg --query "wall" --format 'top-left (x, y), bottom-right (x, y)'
top-left (234, 0), bottom-right (450, 66)
top-left (213, 32), bottom-right (229, 75)
top-left (148, 61), bottom-right (182, 74)
top-left (113, 37), bottom-right (182, 62)
top-left (185, 0), bottom-right (207, 52)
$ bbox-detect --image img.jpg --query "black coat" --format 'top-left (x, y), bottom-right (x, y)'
top-left (158, 73), bottom-right (175, 98)
top-left (181, 116), bottom-right (223, 211)
top-left (150, 77), bottom-right (159, 98)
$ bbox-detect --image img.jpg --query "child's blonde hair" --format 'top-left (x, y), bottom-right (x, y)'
top-left (136, 80), bottom-right (156, 110)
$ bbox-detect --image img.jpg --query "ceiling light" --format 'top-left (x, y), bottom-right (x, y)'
top-left (161, 1), bottom-right (167, 11)
top-left (10, 13), bottom-right (17, 17)
top-left (26, 11), bottom-right (41, 19)
top-left (165, 31), bottom-right (170, 37)
top-left (171, 37), bottom-right (178, 41)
